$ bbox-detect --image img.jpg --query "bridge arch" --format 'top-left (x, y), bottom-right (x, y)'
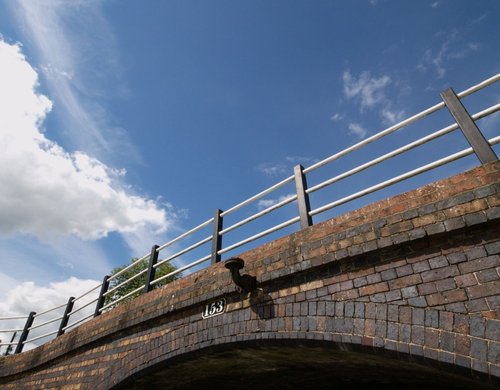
top-left (0, 163), bottom-right (499, 389)
top-left (111, 339), bottom-right (494, 389)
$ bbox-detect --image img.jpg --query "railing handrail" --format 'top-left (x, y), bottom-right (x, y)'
top-left (2, 73), bottom-right (498, 355)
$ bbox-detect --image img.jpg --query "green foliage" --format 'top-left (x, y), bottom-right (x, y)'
top-left (104, 257), bottom-right (179, 308)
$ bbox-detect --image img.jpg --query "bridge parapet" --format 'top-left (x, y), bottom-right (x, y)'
top-left (0, 161), bottom-right (499, 389)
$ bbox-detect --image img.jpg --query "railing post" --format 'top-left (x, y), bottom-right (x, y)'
top-left (94, 275), bottom-right (110, 317)
top-left (144, 244), bottom-right (160, 293)
top-left (211, 209), bottom-right (223, 264)
top-left (294, 164), bottom-right (313, 229)
top-left (441, 88), bottom-right (497, 164)
top-left (14, 311), bottom-right (35, 354)
top-left (5, 331), bottom-right (17, 356)
top-left (57, 297), bottom-right (75, 337)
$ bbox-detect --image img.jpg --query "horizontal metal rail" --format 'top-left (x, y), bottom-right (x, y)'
top-left (307, 104), bottom-right (499, 196)
top-left (151, 254), bottom-right (212, 286)
top-left (25, 329), bottom-right (58, 344)
top-left (0, 342), bottom-right (17, 347)
top-left (107, 253), bottom-right (150, 282)
top-left (100, 285), bottom-right (145, 312)
top-left (310, 135), bottom-right (500, 217)
top-left (32, 303), bottom-right (67, 318)
top-left (0, 328), bottom-right (24, 333)
top-left (3, 73), bottom-right (497, 354)
top-left (219, 216), bottom-right (301, 255)
top-left (220, 194), bottom-right (298, 235)
top-left (221, 175), bottom-right (295, 217)
top-left (104, 269), bottom-right (148, 297)
top-left (63, 312), bottom-right (95, 332)
top-left (157, 218), bottom-right (214, 253)
top-left (73, 282), bottom-right (103, 301)
top-left (307, 122), bottom-right (458, 194)
top-left (303, 73), bottom-right (499, 176)
top-left (28, 315), bottom-right (64, 331)
top-left (155, 235), bottom-right (212, 268)
top-left (304, 102), bottom-right (445, 174)
top-left (0, 315), bottom-right (28, 321)
top-left (457, 73), bottom-right (500, 98)
top-left (68, 297), bottom-right (99, 316)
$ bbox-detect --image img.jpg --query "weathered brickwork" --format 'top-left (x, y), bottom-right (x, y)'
top-left (0, 162), bottom-right (499, 389)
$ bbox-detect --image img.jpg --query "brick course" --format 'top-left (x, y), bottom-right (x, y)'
top-left (0, 161), bottom-right (499, 389)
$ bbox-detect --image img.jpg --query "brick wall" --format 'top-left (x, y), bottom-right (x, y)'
top-left (0, 161), bottom-right (499, 389)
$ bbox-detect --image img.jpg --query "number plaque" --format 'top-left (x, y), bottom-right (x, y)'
top-left (202, 298), bottom-right (226, 319)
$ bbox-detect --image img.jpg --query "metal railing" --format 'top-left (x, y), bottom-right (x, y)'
top-left (1, 74), bottom-right (498, 355)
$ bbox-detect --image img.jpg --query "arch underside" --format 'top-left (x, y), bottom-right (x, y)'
top-left (112, 339), bottom-right (497, 390)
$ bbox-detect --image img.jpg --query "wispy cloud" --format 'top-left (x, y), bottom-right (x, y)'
top-left (348, 122), bottom-right (368, 139)
top-left (469, 13), bottom-right (488, 26)
top-left (343, 70), bottom-right (391, 111)
top-left (6, 0), bottom-right (137, 162)
top-left (285, 156), bottom-right (318, 166)
top-left (257, 194), bottom-right (296, 210)
top-left (330, 113), bottom-right (343, 121)
top-left (257, 162), bottom-right (288, 177)
top-left (0, 39), bottom-right (168, 242)
top-left (339, 70), bottom-right (406, 134)
top-left (380, 108), bottom-right (405, 125)
top-left (417, 30), bottom-right (480, 79)
top-left (258, 156), bottom-right (318, 178)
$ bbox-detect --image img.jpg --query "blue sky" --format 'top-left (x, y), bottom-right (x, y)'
top-left (0, 0), bottom-right (499, 315)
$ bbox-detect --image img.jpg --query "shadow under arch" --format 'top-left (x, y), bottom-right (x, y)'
top-left (111, 338), bottom-right (497, 390)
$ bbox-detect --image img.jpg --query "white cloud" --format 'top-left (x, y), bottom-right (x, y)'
top-left (380, 108), bottom-right (406, 125)
top-left (341, 69), bottom-right (407, 129)
top-left (431, 1), bottom-right (440, 8)
top-left (0, 273), bottom-right (18, 299)
top-left (348, 123), bottom-right (368, 139)
top-left (258, 157), bottom-right (318, 179)
top-left (0, 39), bottom-right (168, 241)
top-left (0, 235), bottom-right (111, 297)
top-left (418, 30), bottom-right (480, 79)
top-left (0, 276), bottom-right (100, 352)
top-left (330, 113), bottom-right (343, 121)
top-left (0, 277), bottom-right (99, 317)
top-left (257, 162), bottom-right (288, 177)
top-left (257, 194), bottom-right (296, 210)
top-left (343, 70), bottom-right (391, 110)
top-left (6, 0), bottom-right (137, 161)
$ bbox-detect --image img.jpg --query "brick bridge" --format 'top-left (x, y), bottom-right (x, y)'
top-left (1, 162), bottom-right (499, 389)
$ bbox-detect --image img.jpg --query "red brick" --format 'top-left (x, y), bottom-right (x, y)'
top-left (467, 280), bottom-right (500, 299)
top-left (359, 282), bottom-right (389, 296)
top-left (413, 214), bottom-right (439, 228)
top-left (1, 160), bottom-right (499, 389)
top-left (458, 256), bottom-right (500, 274)
top-left (425, 328), bottom-right (440, 348)
top-left (454, 273), bottom-right (478, 288)
top-left (348, 267), bottom-right (375, 279)
top-left (444, 199), bottom-right (488, 218)
top-left (455, 334), bottom-right (471, 356)
top-left (421, 265), bottom-right (459, 283)
top-left (375, 259), bottom-right (407, 272)
top-left (333, 289), bottom-right (359, 301)
top-left (426, 290), bottom-right (467, 306)
top-left (388, 274), bottom-right (422, 289)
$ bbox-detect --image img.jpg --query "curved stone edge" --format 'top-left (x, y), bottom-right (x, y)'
top-left (0, 161), bottom-right (498, 384)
